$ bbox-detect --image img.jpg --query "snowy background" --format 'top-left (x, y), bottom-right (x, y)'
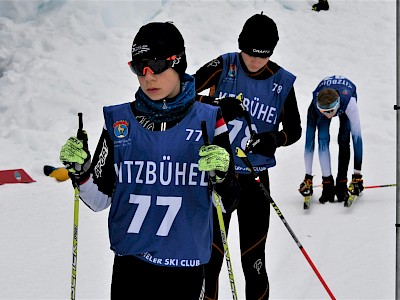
top-left (0, 0), bottom-right (397, 299)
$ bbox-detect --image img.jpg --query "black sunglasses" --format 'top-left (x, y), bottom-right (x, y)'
top-left (128, 54), bottom-right (179, 76)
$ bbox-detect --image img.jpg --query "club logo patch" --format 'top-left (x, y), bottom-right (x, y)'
top-left (113, 120), bottom-right (129, 138)
top-left (228, 64), bottom-right (237, 78)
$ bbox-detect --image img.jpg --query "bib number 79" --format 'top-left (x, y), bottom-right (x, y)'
top-left (128, 194), bottom-right (182, 236)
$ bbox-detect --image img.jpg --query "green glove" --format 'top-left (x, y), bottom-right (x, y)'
top-left (198, 144), bottom-right (230, 173)
top-left (60, 136), bottom-right (91, 177)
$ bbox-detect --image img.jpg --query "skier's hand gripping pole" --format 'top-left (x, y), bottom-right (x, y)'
top-left (201, 121), bottom-right (238, 300)
top-left (60, 112), bottom-right (91, 184)
top-left (235, 147), bottom-right (336, 300)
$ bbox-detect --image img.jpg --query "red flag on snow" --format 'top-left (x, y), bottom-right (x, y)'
top-left (0, 169), bottom-right (36, 185)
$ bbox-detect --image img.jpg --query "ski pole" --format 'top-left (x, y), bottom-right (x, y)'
top-left (71, 181), bottom-right (79, 300)
top-left (235, 147), bottom-right (336, 300)
top-left (236, 93), bottom-right (256, 142)
top-left (237, 93), bottom-right (254, 133)
top-left (313, 183), bottom-right (396, 189)
top-left (364, 184), bottom-right (396, 189)
top-left (201, 121), bottom-right (238, 300)
top-left (71, 112), bottom-right (85, 300)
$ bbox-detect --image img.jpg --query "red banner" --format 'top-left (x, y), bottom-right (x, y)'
top-left (0, 169), bottom-right (36, 185)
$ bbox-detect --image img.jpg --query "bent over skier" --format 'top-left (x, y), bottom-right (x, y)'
top-left (299, 75), bottom-right (364, 204)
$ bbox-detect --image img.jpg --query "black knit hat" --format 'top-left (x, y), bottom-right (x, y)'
top-left (131, 22), bottom-right (187, 76)
top-left (238, 12), bottom-right (279, 58)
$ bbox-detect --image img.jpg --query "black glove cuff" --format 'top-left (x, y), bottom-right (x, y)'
top-left (275, 131), bottom-right (287, 147)
top-left (305, 174), bottom-right (313, 181)
top-left (70, 170), bottom-right (91, 186)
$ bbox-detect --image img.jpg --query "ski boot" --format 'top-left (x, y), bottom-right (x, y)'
top-left (349, 174), bottom-right (364, 196)
top-left (312, 0), bottom-right (329, 12)
top-left (335, 178), bottom-right (350, 203)
top-left (319, 175), bottom-right (335, 203)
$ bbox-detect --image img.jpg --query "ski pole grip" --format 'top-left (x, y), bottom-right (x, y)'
top-left (236, 93), bottom-right (255, 137)
top-left (201, 120), bottom-right (210, 146)
top-left (76, 112), bottom-right (87, 147)
top-left (243, 110), bottom-right (254, 136)
top-left (238, 96), bottom-right (255, 151)
top-left (78, 112), bottom-right (83, 130)
top-left (77, 112), bottom-right (83, 137)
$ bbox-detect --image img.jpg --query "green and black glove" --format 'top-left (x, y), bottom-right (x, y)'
top-left (198, 144), bottom-right (229, 173)
top-left (60, 134), bottom-right (91, 183)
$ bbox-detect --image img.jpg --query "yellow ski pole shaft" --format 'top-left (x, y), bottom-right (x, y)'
top-left (71, 185), bottom-right (79, 300)
top-left (70, 112), bottom-right (84, 300)
top-left (201, 120), bottom-right (238, 300)
top-left (212, 191), bottom-right (237, 299)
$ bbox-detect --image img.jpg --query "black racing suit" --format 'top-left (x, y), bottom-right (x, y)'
top-left (194, 54), bottom-right (302, 299)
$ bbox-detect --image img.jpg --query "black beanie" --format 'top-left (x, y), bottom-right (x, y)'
top-left (131, 22), bottom-right (187, 76)
top-left (238, 12), bottom-right (279, 58)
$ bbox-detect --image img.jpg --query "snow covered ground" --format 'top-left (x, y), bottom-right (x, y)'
top-left (0, 0), bottom-right (397, 299)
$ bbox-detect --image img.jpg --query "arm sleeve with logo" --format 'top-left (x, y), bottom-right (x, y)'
top-left (193, 56), bottom-right (224, 94)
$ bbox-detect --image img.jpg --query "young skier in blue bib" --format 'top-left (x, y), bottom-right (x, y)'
top-left (60, 22), bottom-right (239, 300)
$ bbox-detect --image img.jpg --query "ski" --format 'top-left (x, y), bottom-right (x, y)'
top-left (344, 185), bottom-right (360, 207)
top-left (344, 195), bottom-right (357, 207)
top-left (304, 195), bottom-right (311, 209)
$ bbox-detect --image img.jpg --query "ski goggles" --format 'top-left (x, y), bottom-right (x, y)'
top-left (128, 54), bottom-right (178, 76)
top-left (317, 97), bottom-right (340, 116)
